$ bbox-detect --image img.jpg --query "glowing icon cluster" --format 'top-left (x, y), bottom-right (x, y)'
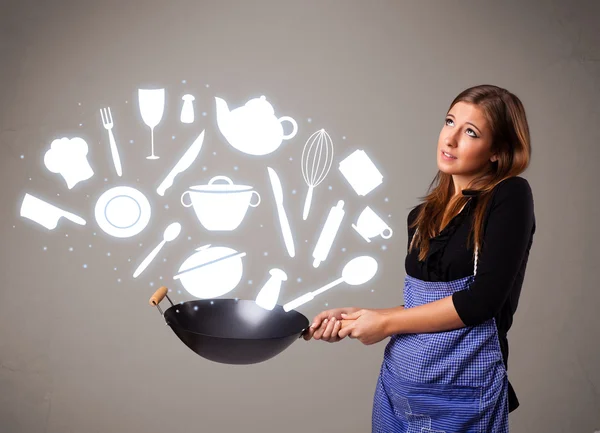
top-left (19, 87), bottom-right (394, 313)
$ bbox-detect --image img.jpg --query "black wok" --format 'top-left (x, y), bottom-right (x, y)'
top-left (149, 286), bottom-right (309, 364)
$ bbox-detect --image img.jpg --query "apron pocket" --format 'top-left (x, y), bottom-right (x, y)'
top-left (386, 377), bottom-right (482, 433)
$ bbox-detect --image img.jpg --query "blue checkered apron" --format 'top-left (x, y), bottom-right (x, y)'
top-left (372, 231), bottom-right (509, 432)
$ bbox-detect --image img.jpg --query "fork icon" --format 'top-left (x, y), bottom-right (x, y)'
top-left (100, 107), bottom-right (122, 177)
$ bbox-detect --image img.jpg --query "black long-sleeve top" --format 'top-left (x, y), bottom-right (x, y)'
top-left (404, 176), bottom-right (536, 413)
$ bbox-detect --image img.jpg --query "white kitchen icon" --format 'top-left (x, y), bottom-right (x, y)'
top-left (180, 94), bottom-right (195, 124)
top-left (338, 149), bottom-right (383, 196)
top-left (157, 130), bottom-right (205, 197)
top-left (44, 137), bottom-right (94, 189)
top-left (99, 107), bottom-right (122, 177)
top-left (20, 193), bottom-right (86, 230)
top-left (352, 206), bottom-right (393, 242)
top-left (94, 186), bottom-right (151, 238)
top-left (255, 268), bottom-right (287, 311)
top-left (301, 129), bottom-right (334, 220)
top-left (174, 245), bottom-right (246, 299)
top-left (283, 256), bottom-right (378, 312)
top-left (181, 176), bottom-right (260, 231)
top-left (312, 200), bottom-right (345, 268)
top-left (133, 222), bottom-right (182, 278)
top-left (215, 95), bottom-right (298, 156)
top-left (267, 167), bottom-right (295, 258)
top-left (138, 88), bottom-right (165, 159)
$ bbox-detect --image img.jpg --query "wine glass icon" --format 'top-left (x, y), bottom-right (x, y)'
top-left (138, 88), bottom-right (165, 159)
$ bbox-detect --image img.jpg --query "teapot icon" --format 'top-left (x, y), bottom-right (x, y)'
top-left (215, 96), bottom-right (298, 156)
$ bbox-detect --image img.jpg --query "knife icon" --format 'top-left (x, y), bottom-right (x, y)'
top-left (156, 130), bottom-right (205, 196)
top-left (267, 166), bottom-right (295, 258)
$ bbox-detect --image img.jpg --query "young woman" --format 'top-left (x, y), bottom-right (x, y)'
top-left (303, 84), bottom-right (536, 432)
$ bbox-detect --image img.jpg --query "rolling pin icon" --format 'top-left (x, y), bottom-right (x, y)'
top-left (312, 200), bottom-right (345, 268)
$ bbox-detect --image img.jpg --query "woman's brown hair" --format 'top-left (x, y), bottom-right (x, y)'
top-left (409, 84), bottom-right (532, 261)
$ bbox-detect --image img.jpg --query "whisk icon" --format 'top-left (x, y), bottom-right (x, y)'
top-left (301, 129), bottom-right (334, 220)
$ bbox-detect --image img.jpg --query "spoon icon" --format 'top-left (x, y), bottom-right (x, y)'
top-left (133, 222), bottom-right (182, 278)
top-left (283, 256), bottom-right (378, 312)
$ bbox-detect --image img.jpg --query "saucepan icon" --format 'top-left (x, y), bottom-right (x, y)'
top-left (149, 287), bottom-right (309, 365)
top-left (180, 176), bottom-right (261, 231)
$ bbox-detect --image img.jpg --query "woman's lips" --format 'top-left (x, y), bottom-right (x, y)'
top-left (441, 150), bottom-right (457, 160)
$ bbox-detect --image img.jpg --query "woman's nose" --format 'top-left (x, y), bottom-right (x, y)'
top-left (444, 136), bottom-right (457, 147)
top-left (444, 129), bottom-right (460, 146)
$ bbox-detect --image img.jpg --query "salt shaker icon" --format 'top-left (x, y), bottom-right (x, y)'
top-left (180, 94), bottom-right (195, 124)
top-left (255, 268), bottom-right (288, 310)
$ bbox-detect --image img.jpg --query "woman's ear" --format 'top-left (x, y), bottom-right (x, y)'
top-left (490, 153), bottom-right (498, 163)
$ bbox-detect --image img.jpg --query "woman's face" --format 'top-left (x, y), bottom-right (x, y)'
top-left (437, 101), bottom-right (497, 183)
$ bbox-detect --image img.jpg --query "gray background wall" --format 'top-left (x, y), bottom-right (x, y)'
top-left (1, 1), bottom-right (599, 432)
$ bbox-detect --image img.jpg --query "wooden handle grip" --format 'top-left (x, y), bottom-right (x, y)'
top-left (149, 286), bottom-right (168, 306)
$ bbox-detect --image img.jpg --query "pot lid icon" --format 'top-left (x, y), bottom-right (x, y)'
top-left (174, 245), bottom-right (246, 279)
top-left (174, 245), bottom-right (247, 299)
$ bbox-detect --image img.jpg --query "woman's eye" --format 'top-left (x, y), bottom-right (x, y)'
top-left (446, 118), bottom-right (478, 138)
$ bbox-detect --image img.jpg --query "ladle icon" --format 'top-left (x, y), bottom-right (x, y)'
top-left (283, 256), bottom-right (378, 312)
top-left (133, 222), bottom-right (182, 278)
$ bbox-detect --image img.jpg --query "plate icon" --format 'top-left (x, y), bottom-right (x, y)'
top-left (94, 186), bottom-right (151, 238)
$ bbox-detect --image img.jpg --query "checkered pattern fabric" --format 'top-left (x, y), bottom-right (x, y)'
top-left (372, 273), bottom-right (509, 432)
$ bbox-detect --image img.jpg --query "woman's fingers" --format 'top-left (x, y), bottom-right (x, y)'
top-left (337, 319), bottom-right (353, 339)
top-left (313, 318), bottom-right (329, 340)
top-left (302, 326), bottom-right (315, 341)
top-left (328, 319), bottom-right (342, 343)
top-left (305, 310), bottom-right (357, 342)
top-left (310, 310), bottom-right (331, 330)
top-left (322, 317), bottom-right (337, 340)
top-left (340, 319), bottom-right (352, 329)
top-left (304, 311), bottom-right (330, 341)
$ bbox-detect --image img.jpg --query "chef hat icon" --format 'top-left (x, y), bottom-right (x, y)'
top-left (44, 137), bottom-right (94, 189)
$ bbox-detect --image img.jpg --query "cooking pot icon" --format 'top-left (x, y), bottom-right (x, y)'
top-left (181, 176), bottom-right (261, 231)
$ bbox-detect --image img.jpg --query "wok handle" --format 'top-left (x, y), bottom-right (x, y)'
top-left (149, 286), bottom-right (168, 306)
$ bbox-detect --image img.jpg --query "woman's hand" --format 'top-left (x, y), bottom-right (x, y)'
top-left (337, 309), bottom-right (390, 345)
top-left (302, 307), bottom-right (360, 342)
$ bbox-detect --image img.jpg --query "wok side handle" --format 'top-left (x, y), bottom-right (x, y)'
top-left (149, 286), bottom-right (174, 315)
